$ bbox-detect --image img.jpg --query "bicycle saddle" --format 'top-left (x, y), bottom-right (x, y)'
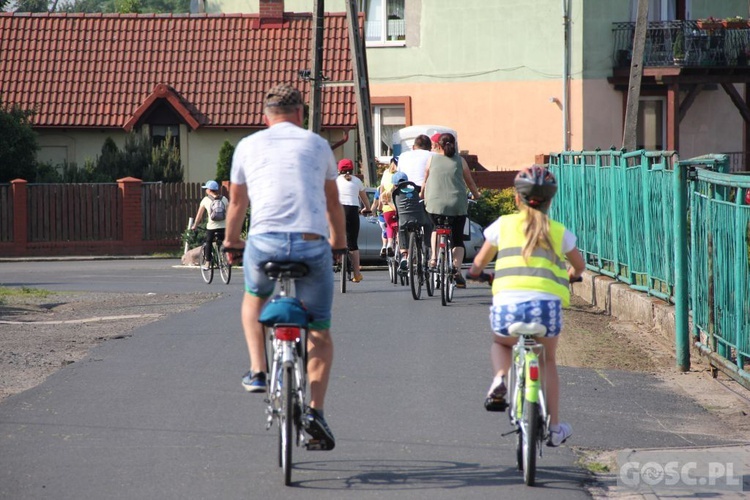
top-left (508, 322), bottom-right (547, 337)
top-left (263, 261), bottom-right (309, 279)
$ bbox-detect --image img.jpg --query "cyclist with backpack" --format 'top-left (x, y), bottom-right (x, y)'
top-left (465, 166), bottom-right (585, 447)
top-left (191, 180), bottom-right (229, 270)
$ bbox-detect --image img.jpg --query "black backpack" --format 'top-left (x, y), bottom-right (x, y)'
top-left (209, 195), bottom-right (226, 221)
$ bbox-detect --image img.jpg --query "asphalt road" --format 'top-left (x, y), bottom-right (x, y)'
top-left (0, 260), bottom-right (744, 499)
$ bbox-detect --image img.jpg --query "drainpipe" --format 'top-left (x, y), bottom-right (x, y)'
top-left (562, 0), bottom-right (570, 151)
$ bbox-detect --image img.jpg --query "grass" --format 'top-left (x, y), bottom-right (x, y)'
top-left (0, 286), bottom-right (52, 305)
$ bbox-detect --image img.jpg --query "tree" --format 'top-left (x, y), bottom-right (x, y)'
top-left (14, 0), bottom-right (50, 11)
top-left (147, 130), bottom-right (183, 182)
top-left (215, 140), bottom-right (234, 182)
top-left (0, 98), bottom-right (39, 182)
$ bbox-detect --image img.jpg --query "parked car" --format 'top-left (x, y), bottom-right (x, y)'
top-left (358, 188), bottom-right (484, 263)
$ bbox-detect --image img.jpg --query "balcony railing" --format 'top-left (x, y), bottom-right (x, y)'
top-left (613, 20), bottom-right (750, 68)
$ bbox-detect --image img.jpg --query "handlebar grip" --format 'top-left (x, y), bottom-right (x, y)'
top-left (570, 275), bottom-right (583, 283)
top-left (332, 248), bottom-right (348, 256)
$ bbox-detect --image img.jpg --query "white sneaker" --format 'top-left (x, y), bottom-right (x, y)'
top-left (547, 422), bottom-right (572, 447)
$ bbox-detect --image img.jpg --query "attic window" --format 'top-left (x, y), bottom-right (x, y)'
top-left (362, 0), bottom-right (406, 44)
top-left (151, 125), bottom-right (180, 149)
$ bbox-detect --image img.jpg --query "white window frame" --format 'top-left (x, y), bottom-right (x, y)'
top-left (360, 0), bottom-right (406, 47)
top-left (372, 104), bottom-right (406, 163)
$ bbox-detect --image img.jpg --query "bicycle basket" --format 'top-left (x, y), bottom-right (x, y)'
top-left (259, 297), bottom-right (310, 328)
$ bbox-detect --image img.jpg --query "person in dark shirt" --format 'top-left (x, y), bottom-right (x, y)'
top-left (391, 171), bottom-right (432, 270)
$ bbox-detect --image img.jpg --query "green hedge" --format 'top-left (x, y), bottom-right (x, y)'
top-left (469, 188), bottom-right (517, 228)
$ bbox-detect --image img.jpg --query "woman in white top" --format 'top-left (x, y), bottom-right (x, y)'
top-left (336, 159), bottom-right (371, 282)
top-left (191, 180), bottom-right (228, 270)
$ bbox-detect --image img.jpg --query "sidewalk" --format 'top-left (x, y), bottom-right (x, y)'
top-left (570, 271), bottom-right (750, 499)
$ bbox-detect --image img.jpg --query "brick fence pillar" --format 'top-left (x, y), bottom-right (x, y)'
top-left (11, 179), bottom-right (28, 256)
top-left (118, 177), bottom-right (143, 251)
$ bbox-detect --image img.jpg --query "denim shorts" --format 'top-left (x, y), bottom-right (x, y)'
top-left (489, 300), bottom-right (563, 337)
top-left (243, 232), bottom-right (333, 330)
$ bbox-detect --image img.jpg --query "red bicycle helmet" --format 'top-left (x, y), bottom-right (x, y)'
top-left (338, 158), bottom-right (354, 173)
top-left (514, 166), bottom-right (557, 212)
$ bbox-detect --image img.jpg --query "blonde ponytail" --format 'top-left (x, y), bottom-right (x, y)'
top-left (520, 205), bottom-right (554, 262)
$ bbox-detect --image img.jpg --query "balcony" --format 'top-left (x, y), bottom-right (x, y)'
top-left (613, 20), bottom-right (750, 69)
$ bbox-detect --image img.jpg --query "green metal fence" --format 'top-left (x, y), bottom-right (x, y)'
top-left (549, 150), bottom-right (750, 389)
top-left (549, 150), bottom-right (677, 300)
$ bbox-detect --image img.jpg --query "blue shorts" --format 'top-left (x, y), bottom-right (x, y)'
top-left (489, 300), bottom-right (563, 337)
top-left (243, 232), bottom-right (333, 330)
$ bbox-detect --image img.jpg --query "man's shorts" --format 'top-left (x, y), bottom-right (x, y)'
top-left (243, 232), bottom-right (333, 331)
top-left (490, 300), bottom-right (563, 337)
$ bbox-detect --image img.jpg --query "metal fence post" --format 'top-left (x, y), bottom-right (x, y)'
top-left (673, 162), bottom-right (690, 371)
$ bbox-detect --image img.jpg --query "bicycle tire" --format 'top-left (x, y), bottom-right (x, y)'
top-left (281, 364), bottom-right (294, 486)
top-left (340, 252), bottom-right (347, 293)
top-left (522, 399), bottom-right (540, 486)
top-left (390, 255), bottom-right (398, 285)
top-left (408, 233), bottom-right (421, 300)
top-left (445, 239), bottom-right (455, 303)
top-left (218, 246), bottom-right (232, 284)
top-left (199, 249), bottom-right (214, 284)
top-left (439, 240), bottom-right (448, 306)
top-left (425, 246), bottom-right (434, 297)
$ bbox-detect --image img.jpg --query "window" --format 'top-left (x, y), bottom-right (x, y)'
top-left (151, 125), bottom-right (180, 149)
top-left (372, 105), bottom-right (405, 161)
top-left (636, 98), bottom-right (665, 150)
top-left (361, 0), bottom-right (405, 44)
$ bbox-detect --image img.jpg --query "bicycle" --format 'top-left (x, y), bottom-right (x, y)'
top-left (431, 215), bottom-right (456, 306)
top-left (501, 275), bottom-right (583, 486)
top-left (256, 261), bottom-right (313, 486)
top-left (199, 240), bottom-right (231, 284)
top-left (403, 220), bottom-right (432, 300)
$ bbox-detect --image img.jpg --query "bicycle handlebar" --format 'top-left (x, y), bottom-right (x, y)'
top-left (570, 275), bottom-right (583, 283)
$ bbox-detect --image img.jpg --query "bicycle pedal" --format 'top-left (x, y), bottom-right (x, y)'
top-left (304, 439), bottom-right (330, 451)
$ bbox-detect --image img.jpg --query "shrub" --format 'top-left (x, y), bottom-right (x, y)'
top-left (469, 187), bottom-right (518, 228)
top-left (215, 140), bottom-right (234, 182)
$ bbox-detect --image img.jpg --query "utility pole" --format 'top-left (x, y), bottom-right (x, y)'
top-left (308, 0), bottom-right (324, 133)
top-left (622, 0), bottom-right (649, 151)
top-left (345, 0), bottom-right (377, 185)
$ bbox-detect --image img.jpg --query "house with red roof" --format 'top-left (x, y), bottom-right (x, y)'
top-left (0, 8), bottom-right (360, 183)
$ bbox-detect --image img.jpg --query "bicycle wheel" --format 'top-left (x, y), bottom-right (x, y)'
top-left (389, 255), bottom-right (398, 284)
top-left (408, 233), bottom-right (422, 300)
top-left (281, 364), bottom-right (294, 486)
top-left (199, 248), bottom-right (213, 284)
top-left (445, 240), bottom-right (455, 303)
top-left (340, 252), bottom-right (347, 293)
top-left (522, 399), bottom-right (540, 486)
top-left (439, 241), bottom-right (449, 306)
top-left (425, 244), bottom-right (434, 297)
top-left (218, 246), bottom-right (232, 284)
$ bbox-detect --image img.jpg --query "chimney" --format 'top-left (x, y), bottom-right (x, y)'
top-left (259, 0), bottom-right (284, 26)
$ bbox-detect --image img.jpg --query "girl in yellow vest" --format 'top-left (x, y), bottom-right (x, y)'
top-left (466, 166), bottom-right (585, 447)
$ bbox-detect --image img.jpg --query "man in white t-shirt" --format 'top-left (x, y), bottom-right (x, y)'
top-left (223, 84), bottom-right (346, 451)
top-left (396, 134), bottom-right (433, 188)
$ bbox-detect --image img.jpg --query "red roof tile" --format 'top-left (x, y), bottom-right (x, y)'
top-left (0, 12), bottom-right (358, 129)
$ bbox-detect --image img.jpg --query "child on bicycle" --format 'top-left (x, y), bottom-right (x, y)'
top-left (191, 180), bottom-right (228, 271)
top-left (391, 171), bottom-right (432, 271)
top-left (465, 166), bottom-right (585, 447)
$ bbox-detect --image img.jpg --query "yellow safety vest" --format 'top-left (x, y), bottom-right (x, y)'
top-left (492, 213), bottom-right (570, 306)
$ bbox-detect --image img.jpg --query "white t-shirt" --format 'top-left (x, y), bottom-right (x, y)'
top-left (397, 149), bottom-right (433, 187)
top-left (231, 122), bottom-right (337, 236)
top-left (483, 216), bottom-right (577, 306)
top-left (336, 174), bottom-right (365, 207)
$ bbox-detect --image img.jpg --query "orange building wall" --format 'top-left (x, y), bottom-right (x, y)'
top-left (372, 80), bottom-right (585, 170)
